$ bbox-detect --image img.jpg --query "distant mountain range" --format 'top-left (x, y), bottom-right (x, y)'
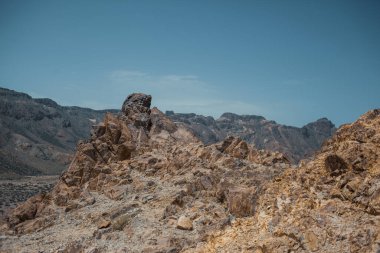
top-left (3, 93), bottom-right (378, 252)
top-left (0, 87), bottom-right (117, 178)
top-left (166, 111), bottom-right (336, 163)
top-left (0, 87), bottom-right (335, 178)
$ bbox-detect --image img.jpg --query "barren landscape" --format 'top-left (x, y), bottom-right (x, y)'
top-left (1, 93), bottom-right (379, 252)
top-left (1, 1), bottom-right (379, 252)
top-left (0, 176), bottom-right (58, 219)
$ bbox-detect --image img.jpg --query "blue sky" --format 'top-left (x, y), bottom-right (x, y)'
top-left (0, 0), bottom-right (379, 127)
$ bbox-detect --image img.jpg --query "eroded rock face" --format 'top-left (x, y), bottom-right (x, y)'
top-left (324, 154), bottom-right (348, 176)
top-left (122, 93), bottom-right (152, 115)
top-left (200, 109), bottom-right (380, 253)
top-left (3, 93), bottom-right (377, 253)
top-left (121, 93), bottom-right (152, 129)
top-left (1, 93), bottom-right (289, 253)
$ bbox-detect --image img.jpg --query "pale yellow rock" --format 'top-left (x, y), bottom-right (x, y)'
top-left (97, 218), bottom-right (111, 229)
top-left (177, 216), bottom-right (193, 230)
top-left (305, 231), bottom-right (319, 252)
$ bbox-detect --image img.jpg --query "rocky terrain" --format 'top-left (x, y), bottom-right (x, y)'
top-left (0, 176), bottom-right (58, 219)
top-left (0, 87), bottom-right (334, 221)
top-left (0, 87), bottom-right (117, 178)
top-left (201, 109), bottom-right (380, 252)
top-left (0, 93), bottom-right (290, 252)
top-left (0, 87), bottom-right (335, 180)
top-left (1, 93), bottom-right (378, 252)
top-left (166, 111), bottom-right (336, 163)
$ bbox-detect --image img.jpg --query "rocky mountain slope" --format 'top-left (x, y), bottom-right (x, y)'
top-left (201, 109), bottom-right (380, 252)
top-left (1, 93), bottom-right (378, 253)
top-left (166, 111), bottom-right (336, 164)
top-left (0, 93), bottom-right (290, 252)
top-left (0, 87), bottom-right (335, 180)
top-left (0, 87), bottom-right (117, 178)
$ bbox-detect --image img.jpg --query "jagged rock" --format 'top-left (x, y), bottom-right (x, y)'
top-left (122, 93), bottom-right (152, 115)
top-left (3, 93), bottom-right (376, 253)
top-left (122, 93), bottom-right (152, 130)
top-left (216, 136), bottom-right (289, 165)
top-left (1, 93), bottom-right (289, 252)
top-left (200, 109), bottom-right (380, 253)
top-left (6, 194), bottom-right (44, 227)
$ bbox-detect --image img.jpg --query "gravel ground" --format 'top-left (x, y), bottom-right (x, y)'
top-left (0, 175), bottom-right (59, 218)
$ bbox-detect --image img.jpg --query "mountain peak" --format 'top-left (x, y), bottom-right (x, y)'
top-left (2, 90), bottom-right (379, 253)
top-left (218, 112), bottom-right (266, 122)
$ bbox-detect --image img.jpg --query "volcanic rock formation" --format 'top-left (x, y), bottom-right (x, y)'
top-left (0, 86), bottom-right (335, 181)
top-left (1, 93), bottom-right (289, 252)
top-left (200, 109), bottom-right (380, 252)
top-left (1, 93), bottom-right (379, 253)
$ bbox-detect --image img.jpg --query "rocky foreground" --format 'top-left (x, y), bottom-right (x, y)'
top-left (201, 109), bottom-right (380, 252)
top-left (0, 94), bottom-right (379, 253)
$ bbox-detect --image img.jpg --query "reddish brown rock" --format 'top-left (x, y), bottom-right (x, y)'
top-left (201, 109), bottom-right (380, 253)
top-left (0, 93), bottom-right (297, 252)
top-left (226, 187), bottom-right (257, 217)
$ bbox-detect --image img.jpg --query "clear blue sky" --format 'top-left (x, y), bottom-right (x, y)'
top-left (1, 0), bottom-right (379, 127)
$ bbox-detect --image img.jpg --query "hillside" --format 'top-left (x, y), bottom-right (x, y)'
top-left (166, 111), bottom-right (336, 163)
top-left (1, 93), bottom-right (289, 252)
top-left (201, 109), bottom-right (380, 252)
top-left (0, 87), bottom-right (117, 178)
top-left (0, 87), bottom-right (335, 179)
top-left (1, 93), bottom-right (378, 252)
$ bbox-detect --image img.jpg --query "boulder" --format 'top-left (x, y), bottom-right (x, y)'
top-left (121, 93), bottom-right (152, 114)
top-left (177, 216), bottom-right (193, 230)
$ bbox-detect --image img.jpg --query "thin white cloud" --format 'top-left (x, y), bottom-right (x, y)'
top-left (161, 75), bottom-right (199, 82)
top-left (109, 70), bottom-right (148, 82)
top-left (155, 98), bottom-right (264, 119)
top-left (106, 69), bottom-right (263, 118)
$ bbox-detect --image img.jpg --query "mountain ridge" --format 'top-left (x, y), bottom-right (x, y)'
top-left (0, 87), bottom-right (335, 179)
top-left (0, 87), bottom-right (118, 178)
top-left (166, 111), bottom-right (336, 163)
top-left (1, 93), bottom-right (378, 252)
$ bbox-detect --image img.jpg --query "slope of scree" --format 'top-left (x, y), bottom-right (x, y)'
top-left (0, 87), bottom-right (117, 178)
top-left (0, 93), bottom-right (290, 253)
top-left (200, 109), bottom-right (380, 253)
top-left (166, 111), bottom-right (336, 163)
